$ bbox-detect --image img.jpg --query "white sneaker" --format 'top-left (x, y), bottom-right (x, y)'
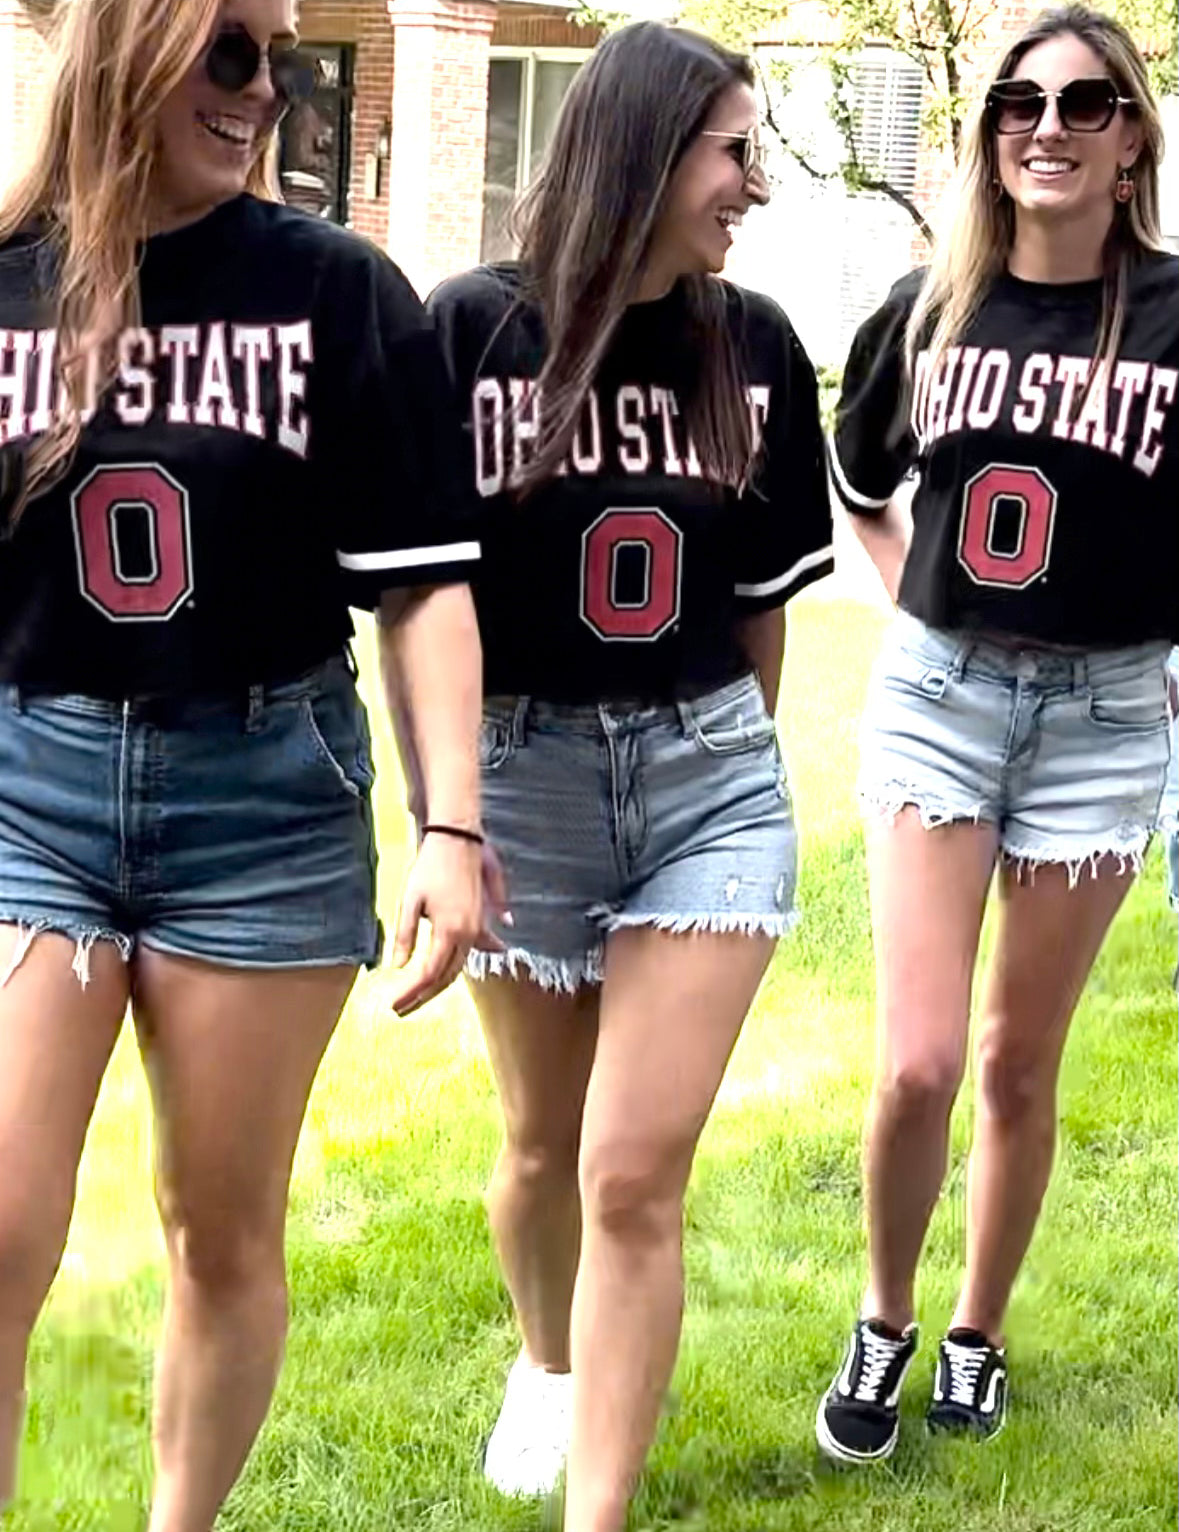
top-left (482, 1354), bottom-right (572, 1496)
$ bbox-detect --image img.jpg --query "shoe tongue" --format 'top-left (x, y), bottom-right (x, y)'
top-left (946, 1327), bottom-right (990, 1348)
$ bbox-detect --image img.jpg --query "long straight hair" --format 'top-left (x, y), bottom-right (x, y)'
top-left (0, 0), bottom-right (279, 520)
top-left (511, 22), bottom-right (757, 493)
top-left (906, 5), bottom-right (1164, 404)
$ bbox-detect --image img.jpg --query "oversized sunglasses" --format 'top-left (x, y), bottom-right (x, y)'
top-left (204, 26), bottom-right (317, 110)
top-left (986, 76), bottom-right (1134, 134)
top-left (699, 129), bottom-right (766, 180)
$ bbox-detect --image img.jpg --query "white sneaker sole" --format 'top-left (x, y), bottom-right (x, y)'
top-left (815, 1394), bottom-right (900, 1465)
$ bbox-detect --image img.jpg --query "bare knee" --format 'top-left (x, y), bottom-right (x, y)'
top-left (0, 1192), bottom-right (75, 1329)
top-left (975, 1030), bottom-right (1058, 1129)
top-left (580, 1141), bottom-right (688, 1246)
top-left (161, 1201), bottom-right (286, 1310)
top-left (496, 1115), bottom-right (582, 1193)
top-left (875, 1051), bottom-right (964, 1121)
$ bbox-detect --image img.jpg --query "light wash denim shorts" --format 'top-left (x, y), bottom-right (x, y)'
top-left (1160, 647), bottom-right (1179, 911)
top-left (467, 673), bottom-right (797, 992)
top-left (0, 655), bottom-right (381, 982)
top-left (859, 612), bottom-right (1172, 884)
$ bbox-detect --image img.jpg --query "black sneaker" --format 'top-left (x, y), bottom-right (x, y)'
top-left (816, 1318), bottom-right (919, 1463)
top-left (926, 1328), bottom-right (1008, 1439)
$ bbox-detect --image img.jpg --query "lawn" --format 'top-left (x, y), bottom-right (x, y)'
top-left (11, 595), bottom-right (1178, 1531)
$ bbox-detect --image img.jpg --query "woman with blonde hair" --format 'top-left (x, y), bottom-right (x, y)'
top-left (0, 0), bottom-right (489, 1521)
top-left (818, 2), bottom-right (1176, 1461)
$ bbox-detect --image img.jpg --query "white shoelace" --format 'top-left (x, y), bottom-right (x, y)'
top-left (942, 1340), bottom-right (987, 1406)
top-left (854, 1329), bottom-right (905, 1402)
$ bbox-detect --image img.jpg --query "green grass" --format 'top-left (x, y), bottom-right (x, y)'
top-left (10, 596), bottom-right (1178, 1530)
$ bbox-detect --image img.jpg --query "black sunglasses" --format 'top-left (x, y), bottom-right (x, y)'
top-left (986, 76), bottom-right (1135, 134)
top-left (205, 26), bottom-right (317, 111)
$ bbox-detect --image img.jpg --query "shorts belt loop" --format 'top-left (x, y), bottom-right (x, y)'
top-left (674, 698), bottom-right (695, 738)
top-left (511, 695), bottom-right (531, 746)
top-left (1074, 653), bottom-right (1090, 693)
top-left (245, 682), bottom-right (265, 733)
top-left (10, 684), bottom-right (24, 715)
top-left (343, 644), bottom-right (359, 680)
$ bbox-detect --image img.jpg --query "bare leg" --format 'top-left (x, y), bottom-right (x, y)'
top-left (0, 928), bottom-right (127, 1506)
top-left (133, 953), bottom-right (355, 1532)
top-left (861, 812), bottom-right (999, 1330)
top-left (953, 857), bottom-right (1136, 1342)
top-left (470, 976), bottom-right (599, 1371)
top-left (564, 926), bottom-right (774, 1532)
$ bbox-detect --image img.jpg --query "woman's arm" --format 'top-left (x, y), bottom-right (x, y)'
top-left (377, 582), bottom-right (495, 1015)
top-left (846, 492), bottom-right (912, 606)
top-left (735, 606), bottom-right (787, 714)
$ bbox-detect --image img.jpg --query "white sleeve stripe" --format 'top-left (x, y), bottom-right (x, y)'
top-left (336, 541), bottom-right (481, 572)
top-left (827, 435), bottom-right (894, 510)
top-left (735, 543), bottom-right (834, 599)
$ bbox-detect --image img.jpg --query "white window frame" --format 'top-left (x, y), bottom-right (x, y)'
top-left (488, 46), bottom-right (592, 192)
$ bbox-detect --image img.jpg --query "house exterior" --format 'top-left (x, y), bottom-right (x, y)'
top-left (0, 0), bottom-right (1175, 360)
top-left (0, 0), bottom-right (601, 296)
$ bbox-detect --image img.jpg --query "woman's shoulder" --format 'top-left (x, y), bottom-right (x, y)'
top-left (427, 261), bottom-right (526, 326)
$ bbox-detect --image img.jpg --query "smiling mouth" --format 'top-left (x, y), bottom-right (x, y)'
top-left (1022, 157), bottom-right (1078, 177)
top-left (197, 111), bottom-right (255, 150)
top-left (716, 208), bottom-right (744, 233)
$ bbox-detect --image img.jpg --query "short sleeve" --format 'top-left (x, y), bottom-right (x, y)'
top-left (829, 273), bottom-right (922, 518)
top-left (311, 244), bottom-right (480, 609)
top-left (733, 306), bottom-right (835, 613)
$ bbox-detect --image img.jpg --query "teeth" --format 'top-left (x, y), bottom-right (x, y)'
top-left (717, 209), bottom-right (744, 228)
top-left (1026, 159), bottom-right (1073, 173)
top-left (200, 113), bottom-right (253, 146)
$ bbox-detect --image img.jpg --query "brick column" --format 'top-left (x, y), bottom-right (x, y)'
top-left (0, 1), bottom-right (53, 197)
top-left (386, 0), bottom-right (496, 295)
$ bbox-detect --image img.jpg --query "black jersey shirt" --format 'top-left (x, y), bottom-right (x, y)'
top-left (0, 194), bottom-right (479, 697)
top-left (830, 252), bottom-right (1179, 647)
top-left (428, 264), bottom-right (833, 703)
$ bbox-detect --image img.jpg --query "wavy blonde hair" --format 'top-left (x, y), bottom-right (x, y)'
top-left (906, 5), bottom-right (1165, 402)
top-left (0, 0), bottom-right (279, 518)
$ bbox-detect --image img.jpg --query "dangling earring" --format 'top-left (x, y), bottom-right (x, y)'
top-left (1115, 167), bottom-right (1135, 203)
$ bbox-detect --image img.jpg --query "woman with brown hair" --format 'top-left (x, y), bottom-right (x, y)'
top-left (428, 22), bottom-right (833, 1530)
top-left (818, 2), bottom-right (1176, 1463)
top-left (0, 0), bottom-right (489, 1522)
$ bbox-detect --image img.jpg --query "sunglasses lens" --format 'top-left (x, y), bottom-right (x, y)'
top-left (206, 29), bottom-right (260, 93)
top-left (271, 50), bottom-right (317, 106)
top-left (989, 83), bottom-right (1044, 133)
top-left (1060, 79), bottom-right (1118, 130)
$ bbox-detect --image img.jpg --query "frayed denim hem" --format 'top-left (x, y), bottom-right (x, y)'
top-left (0, 917), bottom-right (133, 989)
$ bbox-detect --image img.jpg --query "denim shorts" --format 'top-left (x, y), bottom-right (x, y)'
top-left (467, 673), bottom-right (797, 992)
top-left (0, 655), bottom-right (381, 981)
top-left (859, 612), bottom-right (1172, 882)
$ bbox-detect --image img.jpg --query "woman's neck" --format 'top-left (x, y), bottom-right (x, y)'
top-left (1008, 205), bottom-right (1113, 283)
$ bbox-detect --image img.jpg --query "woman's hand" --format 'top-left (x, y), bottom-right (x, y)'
top-left (387, 835), bottom-right (512, 1017)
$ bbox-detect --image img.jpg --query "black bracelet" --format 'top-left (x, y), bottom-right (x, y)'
top-left (423, 822), bottom-right (485, 847)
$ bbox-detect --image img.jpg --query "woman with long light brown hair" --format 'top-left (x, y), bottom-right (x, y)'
top-left (0, 0), bottom-right (489, 1521)
top-left (818, 2), bottom-right (1175, 1463)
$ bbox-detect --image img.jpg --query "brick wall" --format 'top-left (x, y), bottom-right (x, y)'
top-left (301, 0), bottom-right (396, 248)
top-left (492, 5), bottom-right (600, 49)
top-left (0, 0), bottom-right (55, 197)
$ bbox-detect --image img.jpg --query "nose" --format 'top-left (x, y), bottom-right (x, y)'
top-left (240, 51), bottom-right (277, 112)
top-left (746, 161), bottom-right (770, 207)
top-left (1033, 95), bottom-right (1066, 138)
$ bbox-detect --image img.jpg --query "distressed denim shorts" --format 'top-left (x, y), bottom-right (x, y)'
top-left (0, 655), bottom-right (381, 982)
top-left (467, 673), bottom-right (798, 992)
top-left (859, 611), bottom-right (1172, 882)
